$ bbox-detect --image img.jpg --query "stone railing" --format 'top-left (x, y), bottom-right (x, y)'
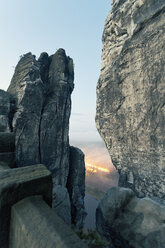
top-left (0, 132), bottom-right (87, 248)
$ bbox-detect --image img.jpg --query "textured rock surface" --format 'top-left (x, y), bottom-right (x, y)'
top-left (96, 187), bottom-right (165, 248)
top-left (9, 196), bottom-right (87, 248)
top-left (52, 185), bottom-right (71, 225)
top-left (0, 164), bottom-right (52, 248)
top-left (0, 132), bottom-right (15, 152)
top-left (4, 49), bottom-right (85, 227)
top-left (39, 50), bottom-right (74, 185)
top-left (7, 49), bottom-right (74, 186)
top-left (7, 52), bottom-right (45, 167)
top-left (0, 132), bottom-right (15, 168)
top-left (0, 152), bottom-right (15, 168)
top-left (96, 0), bottom-right (165, 198)
top-left (0, 90), bottom-right (11, 132)
top-left (67, 146), bottom-right (86, 229)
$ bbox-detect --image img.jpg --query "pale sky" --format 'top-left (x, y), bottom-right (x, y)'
top-left (0, 0), bottom-right (111, 143)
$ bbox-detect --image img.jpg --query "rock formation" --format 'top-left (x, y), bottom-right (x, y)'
top-left (0, 90), bottom-right (11, 132)
top-left (96, 0), bottom-right (165, 198)
top-left (0, 49), bottom-right (85, 228)
top-left (0, 132), bottom-right (15, 168)
top-left (96, 187), bottom-right (165, 248)
top-left (7, 50), bottom-right (74, 186)
top-left (0, 137), bottom-right (87, 248)
top-left (52, 185), bottom-right (71, 225)
top-left (67, 146), bottom-right (86, 229)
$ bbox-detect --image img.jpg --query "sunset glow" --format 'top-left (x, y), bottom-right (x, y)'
top-left (86, 162), bottom-right (110, 174)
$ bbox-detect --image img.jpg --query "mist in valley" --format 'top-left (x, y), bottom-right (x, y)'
top-left (71, 141), bottom-right (119, 199)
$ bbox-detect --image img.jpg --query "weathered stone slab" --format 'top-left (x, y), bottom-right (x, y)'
top-left (9, 196), bottom-right (87, 248)
top-left (0, 132), bottom-right (15, 152)
top-left (0, 164), bottom-right (52, 248)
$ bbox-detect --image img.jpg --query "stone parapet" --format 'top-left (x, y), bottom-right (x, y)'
top-left (0, 164), bottom-right (52, 248)
top-left (9, 196), bottom-right (87, 248)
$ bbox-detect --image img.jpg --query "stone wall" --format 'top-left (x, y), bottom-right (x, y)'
top-left (0, 133), bottom-right (87, 248)
top-left (9, 196), bottom-right (87, 248)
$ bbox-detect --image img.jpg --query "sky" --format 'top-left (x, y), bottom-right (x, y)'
top-left (0, 0), bottom-right (111, 144)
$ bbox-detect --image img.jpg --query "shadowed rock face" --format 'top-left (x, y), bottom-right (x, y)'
top-left (96, 0), bottom-right (165, 198)
top-left (7, 49), bottom-right (74, 186)
top-left (67, 146), bottom-right (86, 229)
top-left (52, 185), bottom-right (71, 225)
top-left (0, 164), bottom-right (52, 248)
top-left (8, 53), bottom-right (45, 167)
top-left (0, 90), bottom-right (11, 132)
top-left (4, 49), bottom-right (85, 228)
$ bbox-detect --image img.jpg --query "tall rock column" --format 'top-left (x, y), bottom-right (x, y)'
top-left (7, 53), bottom-right (44, 166)
top-left (39, 49), bottom-right (74, 185)
top-left (7, 49), bottom-right (74, 186)
top-left (6, 49), bottom-right (85, 227)
top-left (67, 146), bottom-right (86, 229)
top-left (96, 0), bottom-right (165, 198)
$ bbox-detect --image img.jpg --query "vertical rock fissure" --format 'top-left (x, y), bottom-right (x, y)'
top-left (37, 52), bottom-right (50, 165)
top-left (38, 106), bottom-right (44, 164)
top-left (59, 94), bottom-right (70, 185)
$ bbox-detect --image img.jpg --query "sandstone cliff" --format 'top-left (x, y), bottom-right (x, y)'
top-left (0, 49), bottom-right (85, 228)
top-left (96, 0), bottom-right (165, 198)
top-left (7, 50), bottom-right (74, 186)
